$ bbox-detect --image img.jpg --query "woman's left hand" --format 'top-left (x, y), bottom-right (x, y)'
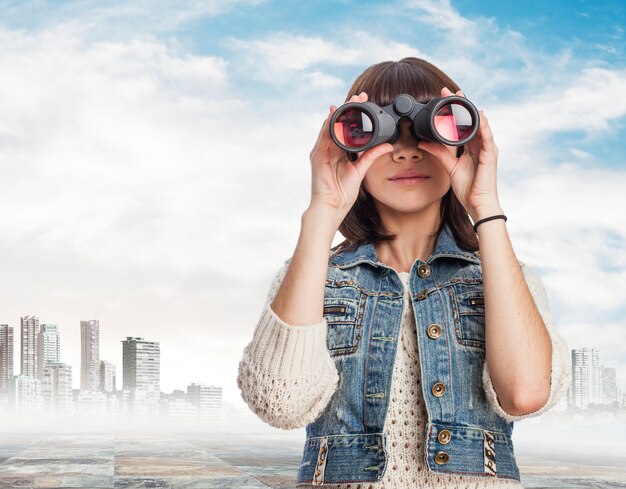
top-left (417, 87), bottom-right (503, 223)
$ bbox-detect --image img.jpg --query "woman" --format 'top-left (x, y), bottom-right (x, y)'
top-left (237, 57), bottom-right (570, 488)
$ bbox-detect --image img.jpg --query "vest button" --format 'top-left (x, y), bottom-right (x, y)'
top-left (427, 324), bottom-right (442, 339)
top-left (437, 429), bottom-right (452, 444)
top-left (434, 451), bottom-right (450, 465)
top-left (417, 264), bottom-right (431, 278)
top-left (431, 382), bottom-right (446, 397)
top-left (416, 292), bottom-right (428, 301)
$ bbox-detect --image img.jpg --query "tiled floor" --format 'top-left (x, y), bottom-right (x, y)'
top-left (0, 431), bottom-right (114, 488)
top-left (0, 429), bottom-right (298, 488)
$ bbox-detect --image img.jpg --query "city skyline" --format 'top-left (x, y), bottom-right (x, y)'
top-left (1, 316), bottom-right (224, 422)
top-left (1, 314), bottom-right (222, 399)
top-left (1, 315), bottom-right (625, 420)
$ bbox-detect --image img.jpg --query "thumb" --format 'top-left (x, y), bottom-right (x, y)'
top-left (418, 141), bottom-right (456, 174)
top-left (353, 143), bottom-right (393, 178)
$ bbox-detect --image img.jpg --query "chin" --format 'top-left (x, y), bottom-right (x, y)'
top-left (375, 196), bottom-right (434, 213)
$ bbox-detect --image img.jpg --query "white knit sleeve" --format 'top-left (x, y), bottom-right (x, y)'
top-left (482, 262), bottom-right (570, 422)
top-left (236, 259), bottom-right (340, 430)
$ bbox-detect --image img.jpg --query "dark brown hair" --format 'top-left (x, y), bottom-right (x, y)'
top-left (333, 57), bottom-right (479, 255)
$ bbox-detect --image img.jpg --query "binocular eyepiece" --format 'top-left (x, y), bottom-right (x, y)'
top-left (329, 93), bottom-right (479, 156)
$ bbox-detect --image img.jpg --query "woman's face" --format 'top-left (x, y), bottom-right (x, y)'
top-left (361, 118), bottom-right (456, 214)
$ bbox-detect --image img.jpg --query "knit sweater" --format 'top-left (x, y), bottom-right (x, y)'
top-left (237, 261), bottom-right (571, 489)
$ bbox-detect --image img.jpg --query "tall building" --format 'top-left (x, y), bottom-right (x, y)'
top-left (164, 397), bottom-right (197, 423)
top-left (8, 374), bottom-right (42, 411)
top-left (0, 324), bottom-right (14, 392)
top-left (122, 337), bottom-right (160, 413)
top-left (37, 324), bottom-right (61, 380)
top-left (187, 383), bottom-right (223, 418)
top-left (571, 348), bottom-right (602, 408)
top-left (601, 366), bottom-right (618, 405)
top-left (99, 360), bottom-right (116, 393)
top-left (21, 315), bottom-right (39, 378)
top-left (41, 363), bottom-right (73, 412)
top-left (76, 390), bottom-right (109, 418)
top-left (80, 320), bottom-right (100, 391)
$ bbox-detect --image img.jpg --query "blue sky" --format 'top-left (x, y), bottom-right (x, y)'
top-left (6, 0), bottom-right (622, 61)
top-left (0, 0), bottom-right (624, 419)
top-left (459, 0), bottom-right (624, 55)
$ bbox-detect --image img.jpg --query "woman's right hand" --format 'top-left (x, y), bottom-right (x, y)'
top-left (308, 91), bottom-right (393, 221)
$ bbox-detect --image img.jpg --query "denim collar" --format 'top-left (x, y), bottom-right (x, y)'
top-left (329, 222), bottom-right (480, 269)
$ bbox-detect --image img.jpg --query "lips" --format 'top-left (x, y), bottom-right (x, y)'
top-left (389, 170), bottom-right (430, 180)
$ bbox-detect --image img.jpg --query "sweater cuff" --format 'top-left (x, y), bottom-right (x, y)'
top-left (243, 303), bottom-right (330, 379)
top-left (237, 303), bottom-right (340, 430)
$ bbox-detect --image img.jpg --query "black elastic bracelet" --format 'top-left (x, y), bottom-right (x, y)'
top-left (473, 214), bottom-right (507, 232)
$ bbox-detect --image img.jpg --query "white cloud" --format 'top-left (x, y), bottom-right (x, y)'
top-left (502, 164), bottom-right (625, 311)
top-left (227, 31), bottom-right (424, 82)
top-left (303, 71), bottom-right (345, 90)
top-left (0, 28), bottom-right (239, 267)
top-left (504, 165), bottom-right (625, 235)
top-left (401, 0), bottom-right (480, 44)
top-left (0, 0), bottom-right (268, 35)
top-left (569, 148), bottom-right (594, 160)
top-left (489, 67), bottom-right (626, 156)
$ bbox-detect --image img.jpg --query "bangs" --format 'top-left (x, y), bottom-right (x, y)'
top-left (345, 58), bottom-right (459, 107)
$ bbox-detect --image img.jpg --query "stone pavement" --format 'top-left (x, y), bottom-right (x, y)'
top-left (0, 428), bottom-right (301, 488)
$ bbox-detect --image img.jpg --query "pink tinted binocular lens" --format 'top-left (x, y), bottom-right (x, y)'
top-left (332, 108), bottom-right (376, 148)
top-left (432, 103), bottom-right (475, 142)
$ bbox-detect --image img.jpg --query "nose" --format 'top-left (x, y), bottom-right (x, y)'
top-left (391, 119), bottom-right (424, 162)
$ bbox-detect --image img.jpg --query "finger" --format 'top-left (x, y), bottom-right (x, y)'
top-left (417, 141), bottom-right (456, 174)
top-left (478, 110), bottom-right (495, 147)
top-left (315, 106), bottom-right (334, 145)
top-left (310, 105), bottom-right (337, 160)
top-left (456, 89), bottom-right (466, 97)
top-left (353, 143), bottom-right (392, 176)
top-left (441, 86), bottom-right (454, 97)
top-left (349, 91), bottom-right (367, 103)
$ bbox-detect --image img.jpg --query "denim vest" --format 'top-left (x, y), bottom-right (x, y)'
top-left (296, 222), bottom-right (521, 485)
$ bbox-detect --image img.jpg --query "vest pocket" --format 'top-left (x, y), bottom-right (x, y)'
top-left (452, 287), bottom-right (486, 349)
top-left (323, 298), bottom-right (360, 355)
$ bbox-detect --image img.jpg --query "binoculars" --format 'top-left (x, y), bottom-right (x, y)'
top-left (329, 93), bottom-right (479, 156)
